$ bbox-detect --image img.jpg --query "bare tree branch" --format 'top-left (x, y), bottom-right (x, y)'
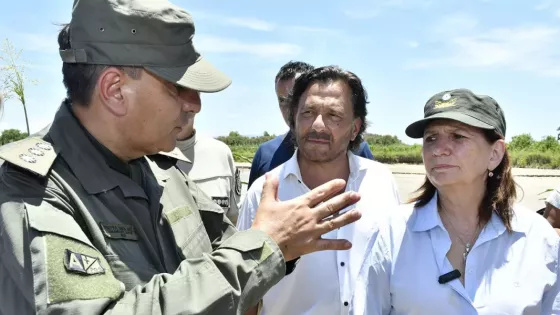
top-left (0, 38), bottom-right (36, 135)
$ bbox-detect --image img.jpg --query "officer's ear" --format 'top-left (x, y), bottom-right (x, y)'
top-left (96, 67), bottom-right (129, 117)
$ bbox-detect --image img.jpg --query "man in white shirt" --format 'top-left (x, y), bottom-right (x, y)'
top-left (237, 65), bottom-right (401, 315)
top-left (175, 98), bottom-right (241, 225)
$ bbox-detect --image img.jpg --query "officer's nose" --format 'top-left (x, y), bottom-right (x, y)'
top-left (179, 89), bottom-right (201, 113)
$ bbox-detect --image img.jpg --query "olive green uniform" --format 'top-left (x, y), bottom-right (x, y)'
top-left (0, 102), bottom-right (285, 314)
top-left (176, 132), bottom-right (242, 225)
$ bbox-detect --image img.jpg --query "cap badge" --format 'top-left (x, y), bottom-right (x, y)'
top-left (434, 98), bottom-right (457, 109)
top-left (442, 93), bottom-right (451, 101)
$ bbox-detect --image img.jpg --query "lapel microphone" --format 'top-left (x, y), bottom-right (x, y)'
top-left (438, 269), bottom-right (461, 284)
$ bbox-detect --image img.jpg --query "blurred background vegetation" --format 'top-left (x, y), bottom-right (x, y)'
top-left (2, 124), bottom-right (559, 169)
top-left (215, 131), bottom-right (560, 169)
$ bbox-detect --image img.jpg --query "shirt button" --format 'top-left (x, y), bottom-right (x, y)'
top-left (344, 302), bottom-right (349, 306)
top-left (340, 262), bottom-right (345, 267)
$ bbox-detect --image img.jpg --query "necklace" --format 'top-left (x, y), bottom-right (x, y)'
top-left (439, 203), bottom-right (481, 262)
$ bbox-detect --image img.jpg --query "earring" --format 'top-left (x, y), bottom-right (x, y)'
top-left (488, 171), bottom-right (494, 178)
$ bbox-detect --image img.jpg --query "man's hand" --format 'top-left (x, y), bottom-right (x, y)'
top-left (251, 174), bottom-right (362, 262)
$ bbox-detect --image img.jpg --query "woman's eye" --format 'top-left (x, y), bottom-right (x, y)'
top-left (424, 136), bottom-right (435, 142)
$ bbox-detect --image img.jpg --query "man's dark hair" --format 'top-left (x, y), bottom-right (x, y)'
top-left (58, 24), bottom-right (141, 106)
top-left (287, 65), bottom-right (369, 151)
top-left (275, 61), bottom-right (314, 83)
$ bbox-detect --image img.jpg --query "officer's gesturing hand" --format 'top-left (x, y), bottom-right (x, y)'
top-left (251, 174), bottom-right (362, 261)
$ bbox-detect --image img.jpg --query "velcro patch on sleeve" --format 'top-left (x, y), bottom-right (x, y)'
top-left (45, 234), bottom-right (123, 304)
top-left (164, 205), bottom-right (193, 225)
top-left (259, 242), bottom-right (274, 263)
top-left (64, 249), bottom-right (106, 275)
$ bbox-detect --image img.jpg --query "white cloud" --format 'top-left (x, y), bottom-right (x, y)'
top-left (406, 40), bottom-right (420, 48)
top-left (407, 24), bottom-right (560, 77)
top-left (535, 0), bottom-right (554, 10)
top-left (342, 0), bottom-right (432, 20)
top-left (195, 36), bottom-right (302, 58)
top-left (0, 30), bottom-right (59, 55)
top-left (223, 17), bottom-right (276, 31)
top-left (193, 11), bottom-right (342, 37)
top-left (380, 0), bottom-right (434, 9)
top-left (343, 9), bottom-right (379, 20)
top-left (287, 25), bottom-right (341, 34)
top-left (17, 33), bottom-right (59, 54)
top-left (192, 11), bottom-right (275, 32)
top-left (432, 13), bottom-right (479, 35)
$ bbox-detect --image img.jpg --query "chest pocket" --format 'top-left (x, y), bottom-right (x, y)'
top-left (163, 204), bottom-right (214, 260)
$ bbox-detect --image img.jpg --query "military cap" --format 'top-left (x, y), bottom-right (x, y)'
top-left (59, 0), bottom-right (231, 93)
top-left (405, 88), bottom-right (507, 138)
top-left (547, 186), bottom-right (560, 209)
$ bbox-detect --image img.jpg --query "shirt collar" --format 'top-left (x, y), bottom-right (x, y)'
top-left (410, 193), bottom-right (443, 232)
top-left (176, 130), bottom-right (197, 153)
top-left (47, 100), bottom-right (145, 198)
top-left (410, 192), bottom-right (529, 235)
top-left (279, 149), bottom-right (367, 184)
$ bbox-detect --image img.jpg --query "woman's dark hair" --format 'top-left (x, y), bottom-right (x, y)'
top-left (408, 129), bottom-right (517, 232)
top-left (287, 65), bottom-right (368, 151)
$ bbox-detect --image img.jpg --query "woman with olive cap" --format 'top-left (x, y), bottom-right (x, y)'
top-left (350, 89), bottom-right (560, 314)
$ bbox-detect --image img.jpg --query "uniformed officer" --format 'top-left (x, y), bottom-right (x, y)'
top-left (0, 1), bottom-right (361, 314)
top-left (175, 116), bottom-right (242, 225)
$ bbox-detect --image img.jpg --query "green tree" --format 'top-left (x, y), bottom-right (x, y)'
top-left (0, 38), bottom-right (36, 135)
top-left (364, 134), bottom-right (403, 146)
top-left (533, 136), bottom-right (560, 152)
top-left (0, 128), bottom-right (27, 145)
top-left (508, 133), bottom-right (534, 151)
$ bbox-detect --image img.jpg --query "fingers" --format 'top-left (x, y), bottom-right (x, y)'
top-left (301, 178), bottom-right (347, 207)
top-left (312, 238), bottom-right (353, 252)
top-left (259, 173), bottom-right (279, 203)
top-left (314, 191), bottom-right (361, 220)
top-left (316, 209), bottom-right (362, 235)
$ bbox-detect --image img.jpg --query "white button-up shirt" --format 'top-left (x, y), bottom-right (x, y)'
top-left (350, 193), bottom-right (560, 315)
top-left (237, 150), bottom-right (400, 315)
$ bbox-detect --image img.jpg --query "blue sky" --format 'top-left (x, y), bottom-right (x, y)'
top-left (0, 0), bottom-right (559, 144)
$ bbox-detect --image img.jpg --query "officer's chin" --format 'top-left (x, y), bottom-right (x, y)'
top-left (157, 134), bottom-right (180, 153)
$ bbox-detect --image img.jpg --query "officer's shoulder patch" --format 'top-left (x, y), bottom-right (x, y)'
top-left (64, 249), bottom-right (106, 275)
top-left (0, 137), bottom-right (58, 177)
top-left (44, 234), bottom-right (123, 304)
top-left (235, 167), bottom-right (242, 196)
top-left (157, 147), bottom-right (191, 163)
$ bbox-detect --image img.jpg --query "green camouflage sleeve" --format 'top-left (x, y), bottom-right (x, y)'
top-left (0, 167), bottom-right (286, 315)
